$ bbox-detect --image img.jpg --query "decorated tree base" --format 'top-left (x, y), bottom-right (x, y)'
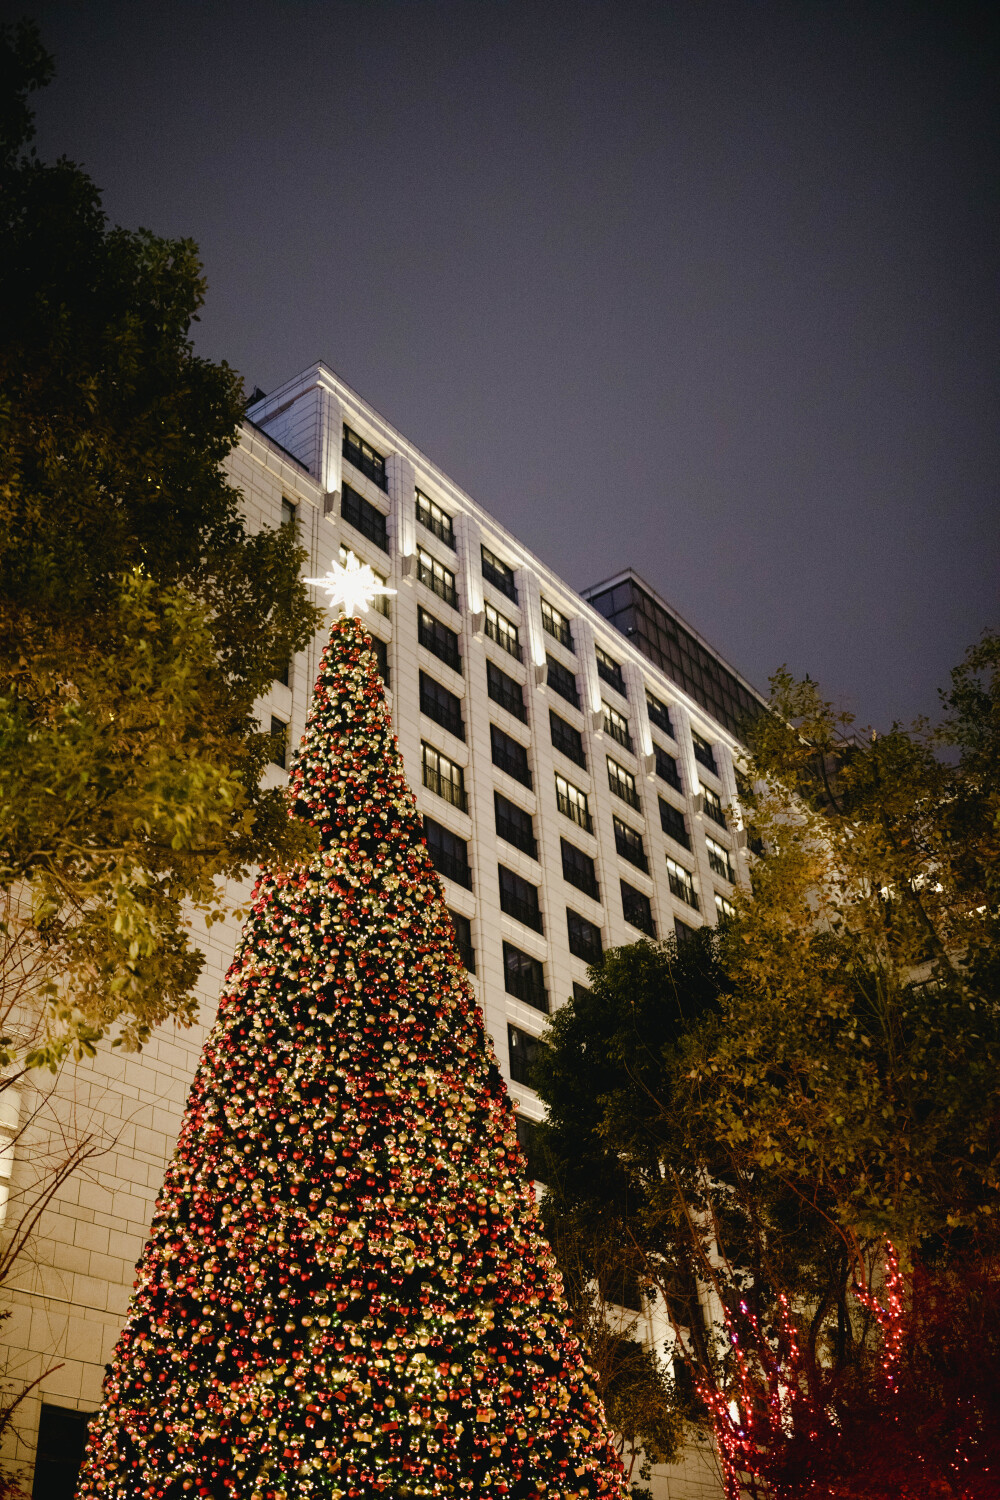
top-left (77, 611), bottom-right (626, 1499)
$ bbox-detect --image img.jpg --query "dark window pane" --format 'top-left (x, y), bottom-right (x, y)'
top-left (646, 693), bottom-right (673, 737)
top-left (423, 815), bottom-right (472, 889)
top-left (503, 941), bottom-right (547, 1012)
top-left (621, 880), bottom-right (656, 937)
top-left (546, 655), bottom-right (580, 709)
top-left (655, 744), bottom-right (683, 792)
top-left (33, 1404), bottom-right (94, 1500)
top-left (659, 797), bottom-right (690, 849)
top-left (567, 908), bottom-right (603, 964)
top-left (341, 482), bottom-right (389, 551)
top-left (418, 607), bottom-right (462, 673)
top-left (491, 724), bottom-right (532, 788)
top-left (549, 710), bottom-right (586, 768)
top-left (561, 839), bottom-right (599, 901)
top-left (481, 544), bottom-right (518, 602)
top-left (420, 671), bottom-right (464, 740)
top-left (448, 908), bottom-right (475, 972)
top-left (613, 816), bottom-right (648, 872)
top-left (499, 864), bottom-right (543, 933)
top-left (508, 1023), bottom-right (543, 1087)
top-left (343, 425), bottom-right (388, 490)
top-left (487, 659), bottom-right (527, 721)
top-left (269, 715), bottom-right (288, 770)
top-left (495, 792), bottom-right (537, 858)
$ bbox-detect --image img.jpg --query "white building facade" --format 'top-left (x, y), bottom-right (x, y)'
top-left (2, 362), bottom-right (763, 1497)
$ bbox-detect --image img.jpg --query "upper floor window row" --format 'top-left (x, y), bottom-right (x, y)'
top-left (417, 547), bottom-right (458, 610)
top-left (415, 489), bottom-right (455, 549)
top-left (595, 644), bottom-right (626, 698)
top-left (541, 598), bottom-right (574, 652)
top-left (485, 603), bottom-right (522, 661)
top-left (343, 425), bottom-right (387, 491)
top-left (342, 483), bottom-right (388, 553)
top-left (482, 544), bottom-right (518, 603)
top-left (706, 835), bottom-right (736, 884)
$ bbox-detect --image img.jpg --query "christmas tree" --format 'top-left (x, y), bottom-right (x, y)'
top-left (77, 565), bottom-right (627, 1500)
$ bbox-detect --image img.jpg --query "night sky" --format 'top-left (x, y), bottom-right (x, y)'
top-left (26, 0), bottom-right (999, 729)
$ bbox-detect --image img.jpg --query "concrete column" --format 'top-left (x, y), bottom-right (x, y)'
top-left (386, 452), bottom-right (416, 575)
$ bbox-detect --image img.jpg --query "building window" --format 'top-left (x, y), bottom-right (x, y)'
top-left (369, 635), bottom-right (390, 687)
top-left (418, 606), bottom-right (461, 673)
top-left (276, 656), bottom-right (290, 688)
top-left (269, 715), bottom-right (288, 770)
top-left (515, 1114), bottom-right (546, 1180)
top-left (449, 909), bottom-right (476, 972)
top-left (481, 543), bottom-right (518, 602)
top-left (674, 917), bottom-right (699, 948)
top-left (281, 496), bottom-right (298, 529)
top-left (343, 424), bottom-right (387, 491)
top-left (499, 865), bottom-right (544, 933)
top-left (607, 756), bottom-right (640, 810)
top-left (655, 744), bottom-right (683, 792)
top-left (417, 547), bottom-right (458, 609)
top-left (550, 710), bottom-right (586, 768)
top-left (567, 908), bottom-right (603, 964)
top-left (508, 1023), bottom-right (543, 1087)
top-left (692, 731), bottom-right (718, 777)
top-left (416, 489), bottom-right (454, 549)
top-left (541, 598), bottom-right (574, 651)
top-left (603, 702), bottom-right (633, 751)
top-left (621, 880), bottom-right (656, 938)
top-left (340, 544), bottom-right (391, 616)
top-left (495, 792), bottom-right (537, 859)
top-left (613, 816), bottom-right (648, 873)
top-left (595, 643), bottom-right (627, 697)
top-left (706, 836), bottom-right (735, 884)
top-left (341, 482), bottom-right (389, 552)
top-left (423, 815), bottom-right (472, 889)
top-left (572, 981), bottom-right (591, 1003)
top-left (503, 941), bottom-right (547, 1012)
top-left (646, 693), bottom-right (673, 737)
top-left (659, 797), bottom-right (690, 849)
top-left (490, 724), bottom-right (532, 788)
top-left (546, 654), bottom-right (580, 708)
top-left (484, 602), bottom-right (522, 661)
top-left (666, 856), bottom-right (699, 910)
top-left (703, 786), bottom-right (728, 828)
top-left (33, 1403), bottom-right (94, 1500)
top-left (422, 741), bottom-right (467, 812)
top-left (419, 671), bottom-right (464, 740)
top-left (555, 773), bottom-right (593, 833)
top-left (561, 839), bottom-right (599, 901)
top-left (486, 659), bottom-right (527, 721)
top-left (715, 892), bottom-right (736, 921)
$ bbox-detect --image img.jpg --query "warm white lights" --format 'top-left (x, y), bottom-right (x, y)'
top-left (305, 556), bottom-right (397, 617)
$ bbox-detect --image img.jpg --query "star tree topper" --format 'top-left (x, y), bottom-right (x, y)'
top-left (305, 555), bottom-right (397, 617)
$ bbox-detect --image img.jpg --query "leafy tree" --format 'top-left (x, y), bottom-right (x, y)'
top-left (0, 21), bottom-right (322, 1068)
top-left (535, 634), bottom-right (1000, 1497)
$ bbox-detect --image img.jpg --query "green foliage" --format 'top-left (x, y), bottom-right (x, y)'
top-left (536, 634), bottom-right (1000, 1488)
top-left (0, 22), bottom-right (322, 1066)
